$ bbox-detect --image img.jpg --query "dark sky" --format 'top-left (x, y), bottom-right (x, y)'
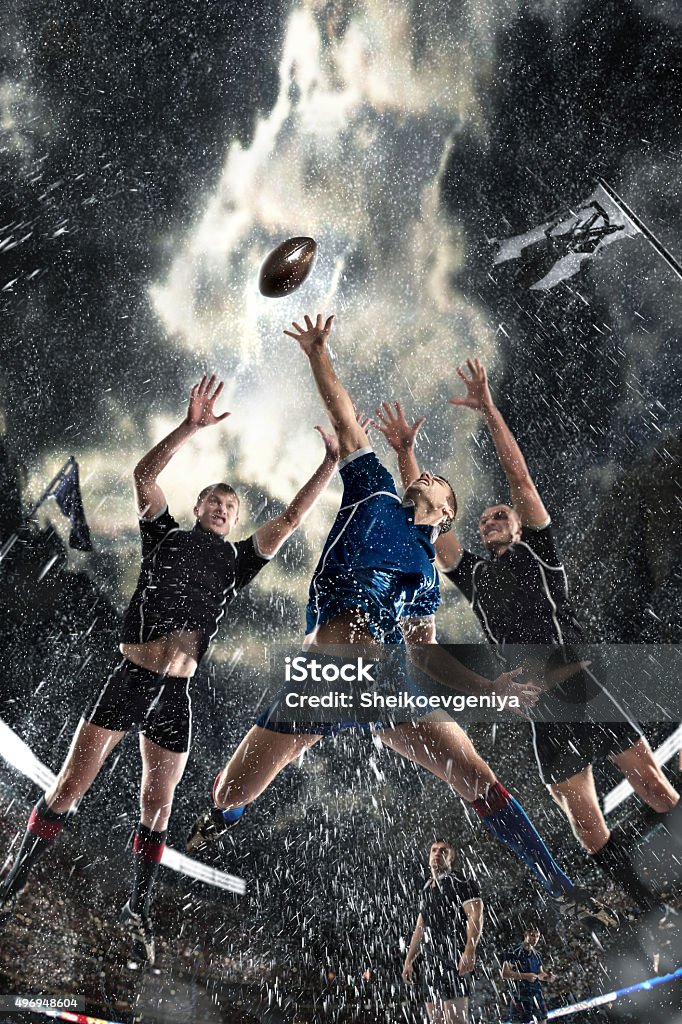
top-left (1, 0), bottom-right (680, 623)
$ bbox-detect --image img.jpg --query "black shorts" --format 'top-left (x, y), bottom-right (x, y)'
top-left (420, 957), bottom-right (472, 1001)
top-left (83, 658), bottom-right (192, 753)
top-left (531, 719), bottom-right (643, 785)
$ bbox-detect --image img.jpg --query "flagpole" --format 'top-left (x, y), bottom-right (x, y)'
top-left (597, 178), bottom-right (682, 282)
top-left (26, 455), bottom-right (75, 518)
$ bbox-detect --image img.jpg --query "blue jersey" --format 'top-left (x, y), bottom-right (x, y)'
top-left (305, 448), bottom-right (440, 644)
top-left (505, 944), bottom-right (543, 999)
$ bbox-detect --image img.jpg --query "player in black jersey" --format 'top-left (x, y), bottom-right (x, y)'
top-left (0, 373), bottom-right (339, 963)
top-left (375, 358), bottom-right (680, 914)
top-left (403, 839), bottom-right (483, 1024)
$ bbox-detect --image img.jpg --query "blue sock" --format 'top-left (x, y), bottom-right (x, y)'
top-left (472, 782), bottom-right (576, 898)
top-left (220, 806), bottom-right (245, 824)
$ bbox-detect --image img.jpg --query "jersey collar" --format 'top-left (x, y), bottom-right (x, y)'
top-left (192, 520), bottom-right (226, 544)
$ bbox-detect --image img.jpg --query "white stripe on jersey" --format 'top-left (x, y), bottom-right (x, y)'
top-left (310, 490), bottom-right (401, 634)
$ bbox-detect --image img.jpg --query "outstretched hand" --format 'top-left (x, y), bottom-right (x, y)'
top-left (449, 357), bottom-right (493, 413)
top-left (284, 313), bottom-right (334, 356)
top-left (372, 401), bottom-right (425, 452)
top-left (494, 667), bottom-right (542, 717)
top-left (314, 424), bottom-right (340, 463)
top-left (187, 374), bottom-right (231, 429)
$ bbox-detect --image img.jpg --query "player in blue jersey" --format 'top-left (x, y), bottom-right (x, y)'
top-left (502, 926), bottom-right (556, 1024)
top-left (375, 357), bottom-right (680, 916)
top-left (187, 315), bottom-right (615, 930)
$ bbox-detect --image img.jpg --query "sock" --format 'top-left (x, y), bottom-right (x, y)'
top-left (1, 796), bottom-right (70, 898)
top-left (130, 824), bottom-right (167, 915)
top-left (591, 832), bottom-right (656, 909)
top-left (472, 782), bottom-right (576, 898)
top-left (220, 806), bottom-right (245, 824)
top-left (652, 798), bottom-right (682, 846)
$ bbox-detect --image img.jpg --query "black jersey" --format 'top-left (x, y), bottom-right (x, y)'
top-left (419, 873), bottom-right (481, 964)
top-left (444, 522), bottom-right (581, 645)
top-left (120, 506), bottom-right (271, 664)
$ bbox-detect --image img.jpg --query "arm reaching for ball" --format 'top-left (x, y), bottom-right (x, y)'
top-left (133, 374), bottom-right (230, 520)
top-left (450, 358), bottom-right (549, 528)
top-left (373, 400), bottom-right (463, 570)
top-left (284, 314), bottom-right (369, 459)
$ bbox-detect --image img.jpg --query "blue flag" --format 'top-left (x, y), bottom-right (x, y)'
top-left (52, 460), bottom-right (93, 552)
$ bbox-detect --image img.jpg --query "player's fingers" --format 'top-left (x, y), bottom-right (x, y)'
top-left (304, 314), bottom-right (313, 329)
top-left (324, 315), bottom-right (334, 332)
top-left (197, 373), bottom-right (208, 395)
top-left (448, 398), bottom-right (467, 406)
top-left (466, 357), bottom-right (476, 375)
top-left (374, 408), bottom-right (389, 424)
top-left (414, 416), bottom-right (426, 432)
top-left (456, 366), bottom-right (468, 383)
top-left (382, 401), bottom-right (394, 420)
top-left (215, 411), bottom-right (231, 422)
top-left (211, 380), bottom-right (225, 400)
top-left (292, 321), bottom-right (304, 334)
top-left (283, 330), bottom-right (299, 339)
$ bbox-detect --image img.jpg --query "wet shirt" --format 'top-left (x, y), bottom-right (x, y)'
top-left (305, 448), bottom-right (440, 644)
top-left (121, 507), bottom-right (270, 664)
top-left (444, 523), bottom-right (581, 646)
top-left (419, 873), bottom-right (481, 965)
top-left (505, 943), bottom-right (543, 998)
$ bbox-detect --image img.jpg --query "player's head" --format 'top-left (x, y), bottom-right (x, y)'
top-left (194, 483), bottom-right (240, 537)
top-left (523, 925), bottom-right (541, 946)
top-left (479, 503), bottom-right (521, 552)
top-left (428, 839), bottom-right (456, 874)
top-left (404, 472), bottom-right (457, 535)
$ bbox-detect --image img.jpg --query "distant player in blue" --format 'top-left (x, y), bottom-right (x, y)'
top-left (502, 926), bottom-right (556, 1024)
top-left (187, 315), bottom-right (615, 929)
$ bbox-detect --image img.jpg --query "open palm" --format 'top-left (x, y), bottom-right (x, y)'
top-left (449, 358), bottom-right (493, 412)
top-left (187, 374), bottom-right (231, 428)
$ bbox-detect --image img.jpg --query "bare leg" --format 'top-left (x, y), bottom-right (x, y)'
top-left (213, 726), bottom-right (323, 809)
top-left (611, 737), bottom-right (679, 813)
top-left (380, 718), bottom-right (497, 801)
top-left (425, 998), bottom-right (469, 1024)
top-left (45, 719), bottom-right (126, 812)
top-left (548, 766), bottom-right (609, 854)
top-left (139, 736), bottom-right (189, 831)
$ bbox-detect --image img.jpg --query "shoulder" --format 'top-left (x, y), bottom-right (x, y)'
top-left (138, 506), bottom-right (181, 544)
top-left (339, 447), bottom-right (398, 503)
top-left (515, 520), bottom-right (564, 567)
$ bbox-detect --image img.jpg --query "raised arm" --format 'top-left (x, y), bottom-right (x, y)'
top-left (284, 314), bottom-right (368, 459)
top-left (449, 358), bottom-right (548, 527)
top-left (253, 426), bottom-right (339, 558)
top-left (133, 374), bottom-right (230, 518)
top-left (402, 913), bottom-right (424, 983)
top-left (373, 401), bottom-right (462, 570)
top-left (458, 899), bottom-right (484, 976)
